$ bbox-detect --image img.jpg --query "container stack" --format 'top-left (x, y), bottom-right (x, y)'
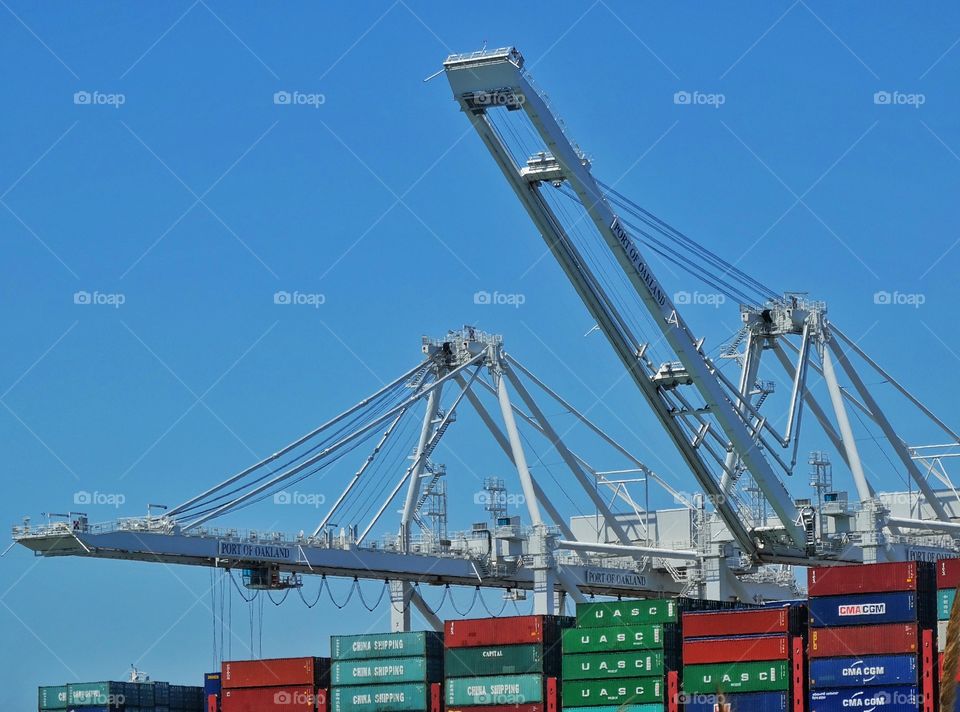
top-left (203, 673), bottom-right (220, 712)
top-left (39, 681), bottom-right (204, 712)
top-left (444, 614), bottom-right (572, 711)
top-left (681, 604), bottom-right (806, 712)
top-left (330, 631), bottom-right (443, 712)
top-left (221, 657), bottom-right (330, 712)
top-left (807, 561), bottom-right (934, 712)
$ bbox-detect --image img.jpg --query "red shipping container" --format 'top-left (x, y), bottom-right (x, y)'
top-left (809, 623), bottom-right (918, 658)
top-left (221, 685), bottom-right (324, 712)
top-left (808, 562), bottom-right (925, 597)
top-left (445, 615), bottom-right (568, 648)
top-left (938, 557), bottom-right (960, 589)
top-left (682, 635), bottom-right (790, 664)
top-left (682, 608), bottom-right (792, 638)
top-left (222, 658), bottom-right (330, 689)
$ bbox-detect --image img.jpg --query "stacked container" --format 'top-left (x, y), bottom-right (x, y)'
top-left (445, 614), bottom-right (572, 711)
top-left (221, 657), bottom-right (330, 712)
top-left (203, 673), bottom-right (221, 712)
top-left (681, 603), bottom-right (806, 712)
top-left (330, 631), bottom-right (442, 712)
top-left (561, 598), bottom-right (732, 711)
top-left (39, 681), bottom-right (203, 712)
top-left (807, 561), bottom-right (934, 712)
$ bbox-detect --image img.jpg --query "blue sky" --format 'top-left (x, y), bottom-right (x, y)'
top-left (3, 1), bottom-right (960, 707)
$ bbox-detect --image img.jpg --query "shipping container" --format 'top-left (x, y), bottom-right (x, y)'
top-left (39, 685), bottom-right (69, 710)
top-left (809, 654), bottom-right (918, 688)
top-left (682, 635), bottom-right (790, 665)
top-left (941, 588), bottom-right (957, 620)
top-left (939, 557), bottom-right (960, 588)
top-left (444, 706), bottom-right (545, 712)
top-left (809, 623), bottom-right (918, 657)
top-left (808, 591), bottom-right (928, 627)
top-left (331, 657), bottom-right (441, 686)
top-left (809, 685), bottom-right (919, 712)
top-left (682, 691), bottom-right (789, 712)
top-left (682, 605), bottom-right (804, 639)
top-left (562, 677), bottom-right (662, 707)
top-left (575, 597), bottom-right (736, 628)
top-left (331, 631), bottom-right (443, 660)
top-left (136, 684), bottom-right (154, 708)
top-left (204, 673), bottom-right (221, 697)
top-left (152, 682), bottom-right (170, 706)
top-left (561, 624), bottom-right (663, 654)
top-left (330, 683), bottom-right (427, 712)
top-left (444, 615), bottom-right (572, 648)
top-left (562, 650), bottom-right (664, 680)
top-left (682, 660), bottom-right (789, 694)
top-left (444, 643), bottom-right (558, 678)
top-left (221, 685), bottom-right (324, 712)
top-left (66, 682), bottom-right (128, 708)
top-left (222, 657), bottom-right (331, 689)
top-left (445, 674), bottom-right (543, 706)
top-left (808, 561), bottom-right (933, 597)
top-left (547, 706), bottom-right (661, 712)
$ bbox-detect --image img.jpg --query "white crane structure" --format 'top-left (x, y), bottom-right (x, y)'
top-left (12, 46), bottom-right (960, 628)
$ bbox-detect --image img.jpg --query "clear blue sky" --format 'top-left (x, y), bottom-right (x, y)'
top-left (3, 1), bottom-right (960, 707)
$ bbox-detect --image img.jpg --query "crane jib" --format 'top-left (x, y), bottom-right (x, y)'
top-left (610, 217), bottom-right (667, 309)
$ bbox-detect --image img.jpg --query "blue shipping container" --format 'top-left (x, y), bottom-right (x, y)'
top-left (810, 686), bottom-right (920, 712)
top-left (203, 673), bottom-right (221, 697)
top-left (682, 691), bottom-right (788, 712)
top-left (808, 592), bottom-right (920, 627)
top-left (809, 655), bottom-right (918, 688)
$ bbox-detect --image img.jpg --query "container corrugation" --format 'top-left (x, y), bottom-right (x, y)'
top-left (330, 683), bottom-right (427, 712)
top-left (808, 591), bottom-right (929, 628)
top-left (809, 623), bottom-right (918, 657)
top-left (443, 643), bottom-right (558, 678)
top-left (39, 685), bottom-right (69, 710)
top-left (222, 657), bottom-right (331, 689)
top-left (444, 615), bottom-right (573, 648)
top-left (66, 682), bottom-right (128, 707)
top-left (561, 677), bottom-right (663, 707)
top-left (809, 685), bottom-right (919, 712)
top-left (682, 691), bottom-right (788, 712)
top-left (681, 635), bottom-right (790, 665)
top-left (444, 674), bottom-right (543, 706)
top-left (331, 657), bottom-right (442, 686)
top-left (152, 682), bottom-right (170, 706)
top-left (808, 654), bottom-right (918, 688)
top-left (682, 660), bottom-right (789, 694)
top-left (221, 686), bottom-right (324, 712)
top-left (938, 557), bottom-right (960, 588)
top-left (203, 674), bottom-right (221, 698)
top-left (444, 705), bottom-right (545, 712)
top-left (562, 624), bottom-right (663, 654)
top-left (682, 606), bottom-right (804, 639)
top-left (331, 631), bottom-right (443, 660)
top-left (562, 651), bottom-right (664, 680)
top-left (940, 588), bottom-right (957, 620)
top-left (575, 597), bottom-right (737, 628)
top-left (807, 561), bottom-right (934, 597)
top-left (136, 684), bottom-right (155, 708)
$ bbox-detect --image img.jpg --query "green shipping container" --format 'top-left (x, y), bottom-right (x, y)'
top-left (67, 682), bottom-right (127, 707)
top-left (445, 674), bottom-right (543, 706)
top-left (562, 625), bottom-right (664, 654)
top-left (331, 631), bottom-right (443, 660)
top-left (683, 660), bottom-right (790, 694)
top-left (444, 644), bottom-right (547, 677)
top-left (39, 686), bottom-right (68, 710)
top-left (577, 600), bottom-right (678, 627)
top-left (330, 682), bottom-right (428, 712)
top-left (940, 589), bottom-right (956, 620)
top-left (563, 651), bottom-right (664, 680)
top-left (557, 706), bottom-right (663, 712)
top-left (563, 677), bottom-right (663, 707)
top-left (332, 657), bottom-right (441, 686)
